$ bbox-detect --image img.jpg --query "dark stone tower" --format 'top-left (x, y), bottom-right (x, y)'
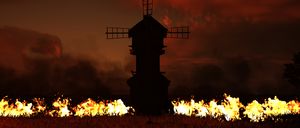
top-left (105, 0), bottom-right (189, 115)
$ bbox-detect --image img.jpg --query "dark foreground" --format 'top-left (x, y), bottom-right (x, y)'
top-left (0, 115), bottom-right (299, 128)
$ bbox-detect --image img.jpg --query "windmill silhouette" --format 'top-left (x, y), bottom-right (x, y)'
top-left (106, 0), bottom-right (189, 115)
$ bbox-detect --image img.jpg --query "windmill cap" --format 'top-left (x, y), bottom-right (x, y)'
top-left (129, 16), bottom-right (167, 38)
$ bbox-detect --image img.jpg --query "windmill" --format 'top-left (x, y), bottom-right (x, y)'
top-left (106, 0), bottom-right (189, 115)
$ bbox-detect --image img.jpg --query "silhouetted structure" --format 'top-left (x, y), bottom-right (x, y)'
top-left (106, 0), bottom-right (189, 114)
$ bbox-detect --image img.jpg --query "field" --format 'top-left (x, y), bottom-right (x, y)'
top-left (0, 94), bottom-right (299, 127)
top-left (0, 115), bottom-right (299, 128)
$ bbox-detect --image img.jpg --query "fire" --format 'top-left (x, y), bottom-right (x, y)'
top-left (0, 94), bottom-right (298, 122)
top-left (243, 100), bottom-right (264, 122)
top-left (73, 98), bottom-right (104, 117)
top-left (172, 94), bottom-right (244, 121)
top-left (288, 100), bottom-right (300, 114)
top-left (0, 97), bottom-right (133, 117)
top-left (73, 98), bottom-right (133, 117)
top-left (243, 96), bottom-right (300, 122)
top-left (48, 97), bottom-right (72, 117)
top-left (172, 94), bottom-right (300, 122)
top-left (0, 98), bottom-right (34, 117)
top-left (106, 99), bottom-right (133, 116)
top-left (33, 98), bottom-right (46, 113)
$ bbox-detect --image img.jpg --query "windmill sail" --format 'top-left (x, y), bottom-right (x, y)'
top-left (143, 0), bottom-right (153, 16)
top-left (106, 27), bottom-right (129, 39)
top-left (167, 26), bottom-right (190, 39)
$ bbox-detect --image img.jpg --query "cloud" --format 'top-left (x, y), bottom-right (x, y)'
top-left (165, 21), bottom-right (300, 95)
top-left (1, 0), bottom-right (299, 96)
top-left (124, 0), bottom-right (300, 95)
top-left (0, 27), bottom-right (129, 97)
top-left (109, 0), bottom-right (300, 96)
top-left (156, 0), bottom-right (300, 25)
top-left (0, 26), bottom-right (62, 72)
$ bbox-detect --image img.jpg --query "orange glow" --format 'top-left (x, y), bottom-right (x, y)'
top-left (48, 97), bottom-right (72, 117)
top-left (172, 94), bottom-right (300, 122)
top-left (73, 98), bottom-right (133, 117)
top-left (0, 97), bottom-right (133, 117)
top-left (0, 97), bottom-right (34, 117)
top-left (0, 94), bottom-right (299, 122)
top-left (172, 94), bottom-right (244, 121)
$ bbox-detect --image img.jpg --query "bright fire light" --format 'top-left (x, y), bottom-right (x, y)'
top-left (0, 94), bottom-right (299, 122)
top-left (0, 97), bottom-right (133, 118)
top-left (73, 98), bottom-right (133, 117)
top-left (172, 94), bottom-right (300, 122)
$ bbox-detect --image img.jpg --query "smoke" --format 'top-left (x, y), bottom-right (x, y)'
top-left (151, 0), bottom-right (300, 95)
top-left (1, 0), bottom-right (300, 97)
top-left (165, 21), bottom-right (300, 96)
top-left (0, 26), bottom-right (128, 97)
top-left (155, 0), bottom-right (300, 26)
top-left (0, 26), bottom-right (62, 72)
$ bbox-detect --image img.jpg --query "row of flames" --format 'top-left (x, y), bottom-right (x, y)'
top-left (0, 94), bottom-right (299, 122)
top-left (0, 97), bottom-right (133, 118)
top-left (172, 94), bottom-right (300, 122)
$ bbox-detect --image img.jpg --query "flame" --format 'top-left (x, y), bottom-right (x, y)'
top-left (172, 94), bottom-right (300, 122)
top-left (243, 96), bottom-right (300, 122)
top-left (172, 94), bottom-right (244, 121)
top-left (0, 96), bottom-right (133, 118)
top-left (0, 98), bottom-right (34, 117)
top-left (73, 98), bottom-right (104, 117)
top-left (48, 97), bottom-right (72, 117)
top-left (288, 100), bottom-right (300, 114)
top-left (33, 98), bottom-right (46, 113)
top-left (243, 100), bottom-right (264, 122)
top-left (0, 94), bottom-right (298, 122)
top-left (73, 98), bottom-right (133, 117)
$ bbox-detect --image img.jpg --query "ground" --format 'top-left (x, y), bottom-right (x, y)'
top-left (0, 115), bottom-right (299, 128)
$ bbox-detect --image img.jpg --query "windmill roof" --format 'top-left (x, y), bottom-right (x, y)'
top-left (129, 16), bottom-right (167, 37)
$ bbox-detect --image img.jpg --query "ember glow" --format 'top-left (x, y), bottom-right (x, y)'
top-left (0, 94), bottom-right (299, 122)
top-left (172, 94), bottom-right (300, 122)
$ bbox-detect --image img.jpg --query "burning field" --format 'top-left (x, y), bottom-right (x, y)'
top-left (1, 115), bottom-right (299, 128)
top-left (0, 94), bottom-right (299, 128)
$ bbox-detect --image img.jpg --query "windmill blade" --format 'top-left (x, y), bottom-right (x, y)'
top-left (106, 27), bottom-right (129, 39)
top-left (167, 26), bottom-right (190, 39)
top-left (143, 0), bottom-right (153, 16)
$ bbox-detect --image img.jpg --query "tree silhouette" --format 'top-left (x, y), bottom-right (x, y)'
top-left (284, 52), bottom-right (300, 87)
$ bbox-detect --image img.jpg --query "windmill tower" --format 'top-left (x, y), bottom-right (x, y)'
top-left (106, 0), bottom-right (189, 115)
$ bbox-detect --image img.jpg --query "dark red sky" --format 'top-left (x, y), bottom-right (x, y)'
top-left (0, 0), bottom-right (300, 96)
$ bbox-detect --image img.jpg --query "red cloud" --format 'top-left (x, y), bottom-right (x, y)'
top-left (0, 27), bottom-right (62, 72)
top-left (150, 0), bottom-right (300, 27)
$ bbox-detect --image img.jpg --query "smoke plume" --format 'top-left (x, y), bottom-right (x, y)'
top-left (0, 26), bottom-right (128, 97)
top-left (152, 0), bottom-right (300, 95)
